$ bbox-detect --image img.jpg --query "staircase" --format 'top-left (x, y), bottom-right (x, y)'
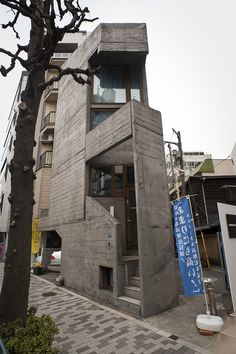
top-left (117, 255), bottom-right (141, 316)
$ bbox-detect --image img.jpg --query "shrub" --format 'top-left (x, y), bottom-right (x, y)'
top-left (0, 307), bottom-right (59, 354)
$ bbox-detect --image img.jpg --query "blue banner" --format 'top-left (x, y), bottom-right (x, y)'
top-left (172, 196), bottom-right (204, 296)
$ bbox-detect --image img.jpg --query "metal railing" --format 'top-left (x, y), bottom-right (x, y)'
top-left (41, 111), bottom-right (56, 131)
top-left (38, 151), bottom-right (53, 169)
top-left (44, 81), bottom-right (59, 98)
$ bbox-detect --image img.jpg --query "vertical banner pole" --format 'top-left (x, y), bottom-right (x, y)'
top-left (188, 196), bottom-right (209, 314)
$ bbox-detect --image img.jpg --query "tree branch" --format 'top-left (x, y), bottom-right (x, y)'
top-left (0, 0), bottom-right (40, 25)
top-left (39, 65), bottom-right (102, 89)
top-left (2, 10), bottom-right (20, 38)
top-left (0, 46), bottom-right (28, 76)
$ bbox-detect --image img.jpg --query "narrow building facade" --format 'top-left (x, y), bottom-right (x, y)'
top-left (41, 23), bottom-right (178, 317)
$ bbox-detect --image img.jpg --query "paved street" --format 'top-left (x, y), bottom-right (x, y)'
top-left (0, 269), bottom-right (209, 354)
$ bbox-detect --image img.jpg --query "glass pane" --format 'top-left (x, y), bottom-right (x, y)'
top-left (92, 111), bottom-right (114, 129)
top-left (92, 167), bottom-right (112, 196)
top-left (93, 67), bottom-right (126, 103)
top-left (114, 173), bottom-right (124, 196)
top-left (130, 67), bottom-right (141, 101)
top-left (127, 166), bottom-right (135, 186)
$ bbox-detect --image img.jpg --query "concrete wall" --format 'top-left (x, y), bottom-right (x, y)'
top-left (56, 197), bottom-right (123, 304)
top-left (131, 100), bottom-right (178, 317)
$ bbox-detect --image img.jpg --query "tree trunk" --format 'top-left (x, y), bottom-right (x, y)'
top-left (0, 67), bottom-right (44, 323)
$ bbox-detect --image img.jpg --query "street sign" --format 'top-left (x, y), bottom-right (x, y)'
top-left (172, 196), bottom-right (204, 296)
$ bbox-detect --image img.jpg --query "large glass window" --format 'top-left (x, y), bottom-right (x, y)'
top-left (93, 67), bottom-right (126, 103)
top-left (91, 66), bottom-right (142, 129)
top-left (130, 66), bottom-right (141, 101)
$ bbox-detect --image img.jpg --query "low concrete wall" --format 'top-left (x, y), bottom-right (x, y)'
top-left (56, 197), bottom-right (124, 305)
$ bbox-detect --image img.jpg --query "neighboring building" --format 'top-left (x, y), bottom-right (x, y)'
top-left (32, 31), bottom-right (87, 257)
top-left (0, 71), bottom-right (28, 260)
top-left (170, 158), bottom-right (236, 265)
top-left (1, 24), bottom-right (178, 317)
top-left (166, 150), bottom-right (212, 188)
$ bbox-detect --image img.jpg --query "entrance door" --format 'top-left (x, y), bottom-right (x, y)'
top-left (125, 167), bottom-right (138, 251)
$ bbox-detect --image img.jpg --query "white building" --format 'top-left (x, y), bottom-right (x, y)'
top-left (0, 72), bottom-right (28, 259)
top-left (166, 150), bottom-right (212, 188)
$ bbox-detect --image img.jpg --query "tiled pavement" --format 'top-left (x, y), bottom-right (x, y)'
top-left (1, 271), bottom-right (209, 354)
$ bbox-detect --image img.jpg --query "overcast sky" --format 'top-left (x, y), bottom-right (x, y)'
top-left (0, 0), bottom-right (235, 162)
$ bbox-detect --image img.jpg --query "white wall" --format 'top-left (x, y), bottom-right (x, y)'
top-left (218, 202), bottom-right (236, 311)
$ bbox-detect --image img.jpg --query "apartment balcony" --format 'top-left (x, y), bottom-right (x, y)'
top-left (41, 111), bottom-right (56, 133)
top-left (44, 82), bottom-right (58, 102)
top-left (38, 151), bottom-right (53, 169)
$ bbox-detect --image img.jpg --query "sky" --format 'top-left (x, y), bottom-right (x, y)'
top-left (0, 0), bottom-right (236, 162)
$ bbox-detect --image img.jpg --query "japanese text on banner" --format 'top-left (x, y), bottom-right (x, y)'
top-left (172, 197), bottom-right (203, 296)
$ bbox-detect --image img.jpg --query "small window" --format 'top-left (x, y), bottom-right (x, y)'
top-left (91, 167), bottom-right (112, 196)
top-left (130, 66), bottom-right (141, 101)
top-left (90, 166), bottom-right (125, 197)
top-left (100, 266), bottom-right (113, 290)
top-left (4, 164), bottom-right (8, 181)
top-left (92, 111), bottom-right (115, 129)
top-left (0, 194), bottom-right (4, 214)
top-left (9, 136), bottom-right (13, 152)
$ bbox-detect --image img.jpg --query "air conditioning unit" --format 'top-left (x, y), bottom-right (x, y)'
top-left (41, 133), bottom-right (54, 142)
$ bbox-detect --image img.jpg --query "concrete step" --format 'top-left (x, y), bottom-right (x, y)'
top-left (128, 276), bottom-right (140, 288)
top-left (124, 285), bottom-right (141, 300)
top-left (117, 296), bottom-right (141, 317)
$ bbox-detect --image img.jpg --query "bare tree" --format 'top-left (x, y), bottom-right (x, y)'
top-left (0, 0), bottom-right (98, 324)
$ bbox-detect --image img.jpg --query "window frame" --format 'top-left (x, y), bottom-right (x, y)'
top-left (90, 65), bottom-right (143, 130)
top-left (90, 166), bottom-right (125, 198)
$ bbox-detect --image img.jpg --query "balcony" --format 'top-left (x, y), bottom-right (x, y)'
top-left (41, 111), bottom-right (56, 133)
top-left (38, 151), bottom-right (53, 169)
top-left (44, 82), bottom-right (58, 102)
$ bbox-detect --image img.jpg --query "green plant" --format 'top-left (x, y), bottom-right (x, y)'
top-left (0, 307), bottom-right (59, 354)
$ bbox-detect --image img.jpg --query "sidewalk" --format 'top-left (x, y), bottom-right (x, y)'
top-left (0, 263), bottom-right (209, 354)
top-left (41, 264), bottom-right (230, 351)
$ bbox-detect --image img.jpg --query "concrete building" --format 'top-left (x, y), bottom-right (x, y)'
top-left (0, 71), bottom-right (28, 260)
top-left (1, 23), bottom-right (178, 317)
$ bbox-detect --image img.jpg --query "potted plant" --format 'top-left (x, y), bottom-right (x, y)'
top-left (32, 260), bottom-right (46, 275)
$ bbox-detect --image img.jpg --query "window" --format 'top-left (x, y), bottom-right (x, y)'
top-left (93, 66), bottom-right (126, 103)
top-left (91, 167), bottom-right (112, 196)
top-left (92, 110), bottom-right (115, 129)
top-left (100, 266), bottom-right (113, 290)
top-left (91, 66), bottom-right (142, 129)
top-left (4, 164), bottom-right (8, 181)
top-left (0, 194), bottom-right (4, 214)
top-left (9, 136), bottom-right (13, 152)
top-left (91, 166), bottom-right (124, 197)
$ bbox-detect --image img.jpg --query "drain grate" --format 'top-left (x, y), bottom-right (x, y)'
top-left (42, 291), bottom-right (57, 297)
top-left (168, 334), bottom-right (179, 341)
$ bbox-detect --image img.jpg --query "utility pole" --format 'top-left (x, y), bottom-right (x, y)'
top-left (167, 143), bottom-right (175, 188)
top-left (172, 129), bottom-right (186, 196)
